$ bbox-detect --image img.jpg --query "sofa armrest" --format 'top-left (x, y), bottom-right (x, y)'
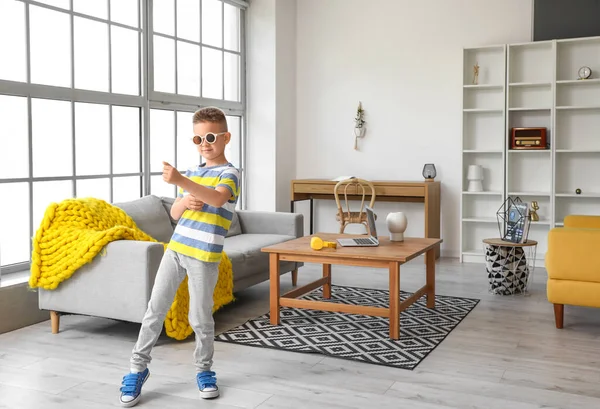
top-left (236, 210), bottom-right (304, 237)
top-left (564, 215), bottom-right (600, 229)
top-left (38, 240), bottom-right (165, 323)
top-left (546, 227), bottom-right (600, 283)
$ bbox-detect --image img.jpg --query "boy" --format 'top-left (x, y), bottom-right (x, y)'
top-left (119, 107), bottom-right (240, 407)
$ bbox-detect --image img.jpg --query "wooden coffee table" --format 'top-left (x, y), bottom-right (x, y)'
top-left (261, 233), bottom-right (442, 340)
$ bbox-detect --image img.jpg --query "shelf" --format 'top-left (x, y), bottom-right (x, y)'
top-left (508, 149), bottom-right (550, 153)
top-left (463, 84), bottom-right (503, 89)
top-left (556, 150), bottom-right (600, 153)
top-left (463, 108), bottom-right (503, 113)
top-left (557, 79), bottom-right (600, 85)
top-left (556, 106), bottom-right (600, 110)
top-left (508, 107), bottom-right (551, 111)
top-left (463, 149), bottom-right (502, 154)
top-left (556, 193), bottom-right (600, 198)
top-left (462, 217), bottom-right (497, 223)
top-left (462, 191), bottom-right (503, 195)
top-left (509, 82), bottom-right (551, 87)
top-left (508, 192), bottom-right (551, 197)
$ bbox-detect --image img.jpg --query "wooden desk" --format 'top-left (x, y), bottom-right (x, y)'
top-left (290, 179), bottom-right (441, 258)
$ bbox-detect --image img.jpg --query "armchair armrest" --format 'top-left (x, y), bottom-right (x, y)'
top-left (546, 227), bottom-right (600, 283)
top-left (564, 215), bottom-right (600, 229)
top-left (236, 210), bottom-right (303, 237)
top-left (38, 240), bottom-right (165, 323)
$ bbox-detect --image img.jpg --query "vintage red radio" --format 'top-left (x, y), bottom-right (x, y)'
top-left (510, 127), bottom-right (548, 150)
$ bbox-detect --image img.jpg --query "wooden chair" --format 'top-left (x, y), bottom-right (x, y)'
top-left (334, 178), bottom-right (376, 235)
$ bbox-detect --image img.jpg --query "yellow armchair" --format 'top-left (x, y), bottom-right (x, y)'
top-left (546, 215), bottom-right (600, 328)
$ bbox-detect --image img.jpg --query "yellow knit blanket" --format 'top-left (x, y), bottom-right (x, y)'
top-left (28, 197), bottom-right (234, 341)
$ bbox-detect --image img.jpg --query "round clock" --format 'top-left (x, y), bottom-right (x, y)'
top-left (578, 66), bottom-right (592, 80)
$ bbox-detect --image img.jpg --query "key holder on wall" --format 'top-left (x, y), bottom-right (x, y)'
top-left (353, 101), bottom-right (366, 150)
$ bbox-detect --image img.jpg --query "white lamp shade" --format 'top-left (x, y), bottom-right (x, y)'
top-left (467, 165), bottom-right (483, 180)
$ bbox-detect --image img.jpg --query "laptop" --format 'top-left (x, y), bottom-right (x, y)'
top-left (337, 206), bottom-right (380, 247)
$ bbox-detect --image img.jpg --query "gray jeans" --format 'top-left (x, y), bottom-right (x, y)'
top-left (129, 249), bottom-right (219, 373)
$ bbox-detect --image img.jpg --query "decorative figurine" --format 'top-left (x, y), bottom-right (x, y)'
top-left (576, 188), bottom-right (582, 195)
top-left (473, 62), bottom-right (479, 85)
top-left (530, 201), bottom-right (539, 222)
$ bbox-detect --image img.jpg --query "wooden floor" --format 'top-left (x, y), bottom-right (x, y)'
top-left (1, 257), bottom-right (600, 408)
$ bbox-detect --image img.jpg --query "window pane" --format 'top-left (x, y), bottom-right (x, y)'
top-left (0, 183), bottom-right (30, 266)
top-left (177, 111), bottom-right (200, 170)
top-left (224, 52), bottom-right (240, 101)
top-left (113, 176), bottom-right (141, 203)
top-left (202, 0), bottom-right (222, 48)
top-left (225, 115), bottom-right (240, 170)
top-left (151, 175), bottom-right (176, 198)
top-left (111, 26), bottom-right (139, 95)
top-left (112, 106), bottom-right (140, 174)
top-left (153, 0), bottom-right (174, 36)
top-left (32, 99), bottom-right (72, 177)
top-left (0, 96), bottom-right (28, 179)
top-left (33, 181), bottom-right (73, 236)
top-left (202, 47), bottom-right (222, 99)
top-left (150, 109), bottom-right (174, 173)
top-left (0, 1), bottom-right (26, 82)
top-left (74, 0), bottom-right (107, 19)
top-left (223, 3), bottom-right (240, 52)
top-left (177, 42), bottom-right (200, 96)
top-left (77, 178), bottom-right (111, 202)
top-left (75, 103), bottom-right (110, 176)
top-left (111, 0), bottom-right (138, 28)
top-left (74, 17), bottom-right (109, 92)
top-left (177, 0), bottom-right (200, 42)
top-left (30, 6), bottom-right (71, 88)
top-left (153, 35), bottom-right (175, 93)
top-left (35, 0), bottom-right (70, 9)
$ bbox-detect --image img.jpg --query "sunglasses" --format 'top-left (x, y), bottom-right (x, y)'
top-left (192, 132), bottom-right (227, 145)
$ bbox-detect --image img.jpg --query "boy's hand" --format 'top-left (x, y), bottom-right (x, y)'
top-left (162, 161), bottom-right (182, 185)
top-left (185, 194), bottom-right (204, 211)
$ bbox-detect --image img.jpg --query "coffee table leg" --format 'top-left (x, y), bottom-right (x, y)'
top-left (323, 264), bottom-right (332, 299)
top-left (389, 261), bottom-right (400, 340)
top-left (270, 253), bottom-right (281, 325)
top-left (426, 248), bottom-right (436, 308)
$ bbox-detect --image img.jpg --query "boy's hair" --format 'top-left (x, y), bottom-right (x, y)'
top-left (193, 107), bottom-right (228, 131)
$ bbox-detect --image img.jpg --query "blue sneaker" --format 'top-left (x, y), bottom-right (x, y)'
top-left (119, 368), bottom-right (150, 407)
top-left (197, 371), bottom-right (219, 399)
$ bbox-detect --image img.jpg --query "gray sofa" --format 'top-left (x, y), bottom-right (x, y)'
top-left (38, 195), bottom-right (303, 333)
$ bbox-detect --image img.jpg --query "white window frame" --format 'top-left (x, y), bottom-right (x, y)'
top-left (0, 0), bottom-right (248, 279)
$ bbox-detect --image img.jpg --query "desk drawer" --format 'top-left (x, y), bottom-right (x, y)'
top-left (375, 186), bottom-right (424, 197)
top-left (294, 183), bottom-right (357, 196)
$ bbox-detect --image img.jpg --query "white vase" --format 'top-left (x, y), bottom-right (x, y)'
top-left (386, 212), bottom-right (408, 242)
top-left (354, 127), bottom-right (366, 137)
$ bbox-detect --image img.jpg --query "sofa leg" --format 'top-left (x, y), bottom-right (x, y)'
top-left (554, 304), bottom-right (564, 329)
top-left (50, 311), bottom-right (60, 334)
top-left (291, 269), bottom-right (298, 286)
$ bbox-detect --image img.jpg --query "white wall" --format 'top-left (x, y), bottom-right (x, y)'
top-left (246, 0), bottom-right (296, 212)
top-left (294, 0), bottom-right (534, 256)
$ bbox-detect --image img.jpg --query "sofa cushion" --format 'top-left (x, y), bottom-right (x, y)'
top-left (224, 233), bottom-right (296, 280)
top-left (226, 210), bottom-right (242, 237)
top-left (114, 195), bottom-right (174, 243)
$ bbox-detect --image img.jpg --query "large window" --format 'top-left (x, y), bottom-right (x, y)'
top-left (0, 0), bottom-right (247, 281)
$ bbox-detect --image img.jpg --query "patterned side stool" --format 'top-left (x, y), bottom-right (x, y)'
top-left (482, 238), bottom-right (538, 295)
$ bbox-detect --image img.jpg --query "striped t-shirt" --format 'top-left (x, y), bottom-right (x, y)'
top-left (167, 162), bottom-right (240, 263)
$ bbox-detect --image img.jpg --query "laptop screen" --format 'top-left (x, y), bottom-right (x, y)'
top-left (366, 206), bottom-right (377, 238)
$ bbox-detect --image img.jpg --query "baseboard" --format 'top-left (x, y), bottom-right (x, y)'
top-left (0, 283), bottom-right (48, 334)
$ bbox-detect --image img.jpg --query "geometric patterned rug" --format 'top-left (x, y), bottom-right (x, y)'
top-left (215, 285), bottom-right (479, 370)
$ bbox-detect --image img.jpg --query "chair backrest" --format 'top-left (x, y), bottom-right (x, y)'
top-left (334, 177), bottom-right (376, 219)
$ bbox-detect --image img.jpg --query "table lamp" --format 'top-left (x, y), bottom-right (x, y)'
top-left (467, 165), bottom-right (484, 192)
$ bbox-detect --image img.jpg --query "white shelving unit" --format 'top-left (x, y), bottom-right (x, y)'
top-left (460, 36), bottom-right (600, 264)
